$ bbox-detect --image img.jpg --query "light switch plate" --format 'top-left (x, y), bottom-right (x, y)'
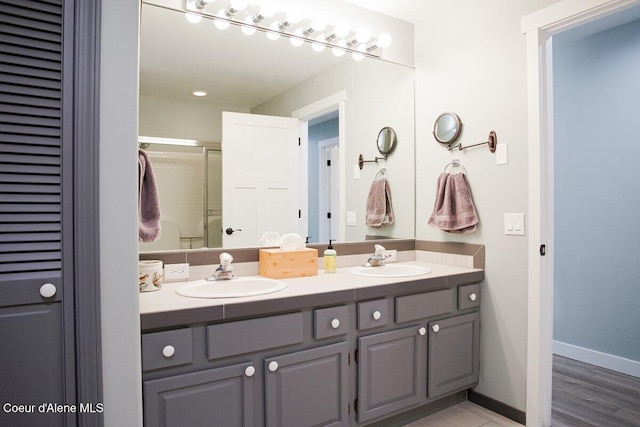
top-left (496, 143), bottom-right (508, 165)
top-left (504, 213), bottom-right (525, 235)
top-left (346, 211), bottom-right (356, 226)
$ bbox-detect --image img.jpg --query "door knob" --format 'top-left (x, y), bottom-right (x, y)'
top-left (40, 283), bottom-right (56, 298)
top-left (469, 293), bottom-right (477, 301)
top-left (418, 327), bottom-right (426, 336)
top-left (331, 318), bottom-right (340, 329)
top-left (268, 361), bottom-right (279, 372)
top-left (162, 345), bottom-right (175, 358)
top-left (372, 310), bottom-right (382, 320)
top-left (225, 227), bottom-right (242, 235)
top-left (432, 324), bottom-right (440, 333)
top-left (244, 366), bottom-right (255, 377)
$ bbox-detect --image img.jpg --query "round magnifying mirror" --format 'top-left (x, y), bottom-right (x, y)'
top-left (433, 112), bottom-right (462, 147)
top-left (377, 127), bottom-right (397, 156)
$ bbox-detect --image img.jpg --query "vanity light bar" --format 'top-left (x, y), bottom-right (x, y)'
top-left (177, 0), bottom-right (391, 60)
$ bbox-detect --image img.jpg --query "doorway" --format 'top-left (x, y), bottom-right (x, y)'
top-left (307, 112), bottom-right (339, 244)
top-left (523, 1), bottom-right (640, 425)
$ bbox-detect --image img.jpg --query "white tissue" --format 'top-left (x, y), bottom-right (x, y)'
top-left (259, 231), bottom-right (282, 246)
top-left (280, 233), bottom-right (305, 251)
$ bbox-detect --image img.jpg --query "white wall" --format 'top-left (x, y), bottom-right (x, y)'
top-left (139, 95), bottom-right (249, 142)
top-left (100, 0), bottom-right (142, 426)
top-left (414, 0), bottom-right (558, 412)
top-left (253, 58), bottom-right (415, 242)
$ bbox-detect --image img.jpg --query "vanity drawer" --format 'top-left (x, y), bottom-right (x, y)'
top-left (358, 299), bottom-right (390, 330)
top-left (395, 289), bottom-right (453, 324)
top-left (458, 284), bottom-right (481, 310)
top-left (207, 312), bottom-right (303, 360)
top-left (142, 328), bottom-right (193, 372)
top-left (314, 305), bottom-right (349, 339)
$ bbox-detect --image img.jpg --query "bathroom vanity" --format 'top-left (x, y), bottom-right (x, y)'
top-left (139, 262), bottom-right (482, 426)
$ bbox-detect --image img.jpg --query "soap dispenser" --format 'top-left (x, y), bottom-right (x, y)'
top-left (324, 239), bottom-right (337, 273)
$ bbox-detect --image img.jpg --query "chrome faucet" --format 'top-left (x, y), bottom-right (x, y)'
top-left (207, 252), bottom-right (235, 281)
top-left (364, 244), bottom-right (386, 267)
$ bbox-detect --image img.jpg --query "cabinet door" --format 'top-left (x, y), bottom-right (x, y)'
top-left (357, 326), bottom-right (427, 423)
top-left (144, 363), bottom-right (255, 427)
top-left (265, 342), bottom-right (349, 427)
top-left (428, 312), bottom-right (480, 399)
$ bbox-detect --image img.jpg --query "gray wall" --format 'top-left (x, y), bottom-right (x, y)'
top-left (553, 19), bottom-right (640, 362)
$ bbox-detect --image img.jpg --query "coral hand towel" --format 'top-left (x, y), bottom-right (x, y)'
top-left (138, 149), bottom-right (161, 242)
top-left (428, 172), bottom-right (478, 233)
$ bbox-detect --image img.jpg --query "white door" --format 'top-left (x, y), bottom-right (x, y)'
top-left (222, 112), bottom-right (301, 247)
top-left (318, 140), bottom-right (339, 242)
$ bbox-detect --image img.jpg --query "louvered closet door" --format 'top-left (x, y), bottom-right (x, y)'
top-left (0, 1), bottom-right (72, 426)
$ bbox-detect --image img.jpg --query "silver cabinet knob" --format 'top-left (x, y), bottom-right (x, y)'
top-left (418, 327), bottom-right (426, 336)
top-left (244, 366), bottom-right (255, 377)
top-left (330, 318), bottom-right (340, 329)
top-left (432, 324), bottom-right (440, 333)
top-left (268, 361), bottom-right (279, 372)
top-left (162, 345), bottom-right (175, 358)
top-left (40, 283), bottom-right (56, 298)
top-left (469, 293), bottom-right (477, 302)
top-left (372, 310), bottom-right (382, 320)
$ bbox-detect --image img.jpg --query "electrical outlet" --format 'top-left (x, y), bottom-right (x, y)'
top-left (383, 250), bottom-right (398, 262)
top-left (164, 263), bottom-right (189, 281)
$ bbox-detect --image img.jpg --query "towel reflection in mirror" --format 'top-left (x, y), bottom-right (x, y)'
top-left (365, 169), bottom-right (394, 228)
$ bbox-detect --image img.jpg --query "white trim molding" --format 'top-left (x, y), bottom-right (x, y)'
top-left (554, 341), bottom-right (640, 378)
top-left (522, 0), bottom-right (640, 426)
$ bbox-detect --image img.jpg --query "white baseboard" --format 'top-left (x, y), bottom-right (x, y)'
top-left (553, 340), bottom-right (640, 378)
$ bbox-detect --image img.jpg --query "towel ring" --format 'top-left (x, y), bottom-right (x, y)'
top-left (444, 160), bottom-right (466, 174)
top-left (375, 168), bottom-right (387, 180)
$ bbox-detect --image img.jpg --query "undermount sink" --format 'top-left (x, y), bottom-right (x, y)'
top-left (176, 277), bottom-right (287, 299)
top-left (350, 263), bottom-right (432, 278)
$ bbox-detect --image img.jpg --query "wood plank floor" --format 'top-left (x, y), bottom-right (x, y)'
top-left (404, 400), bottom-right (523, 427)
top-left (552, 355), bottom-right (640, 426)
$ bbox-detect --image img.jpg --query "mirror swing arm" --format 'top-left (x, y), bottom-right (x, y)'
top-left (449, 130), bottom-right (497, 153)
top-left (358, 153), bottom-right (387, 170)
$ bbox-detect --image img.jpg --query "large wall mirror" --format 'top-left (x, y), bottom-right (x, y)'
top-left (139, 1), bottom-right (416, 252)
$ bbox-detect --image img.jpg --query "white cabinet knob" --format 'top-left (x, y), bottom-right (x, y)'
top-left (162, 345), bottom-right (175, 358)
top-left (432, 324), bottom-right (440, 333)
top-left (268, 361), bottom-right (279, 372)
top-left (40, 283), bottom-right (57, 298)
top-left (372, 310), bottom-right (382, 320)
top-left (469, 293), bottom-right (477, 302)
top-left (244, 366), bottom-right (255, 377)
top-left (331, 318), bottom-right (340, 329)
top-left (418, 327), bottom-right (426, 336)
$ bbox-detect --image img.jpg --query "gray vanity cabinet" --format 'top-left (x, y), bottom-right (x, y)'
top-left (144, 362), bottom-right (255, 427)
top-left (264, 342), bottom-right (349, 427)
top-left (356, 326), bottom-right (427, 423)
top-left (428, 312), bottom-right (480, 399)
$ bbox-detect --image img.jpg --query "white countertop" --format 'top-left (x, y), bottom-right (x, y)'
top-left (139, 261), bottom-right (481, 317)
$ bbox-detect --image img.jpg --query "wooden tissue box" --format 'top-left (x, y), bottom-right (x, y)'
top-left (259, 248), bottom-right (318, 279)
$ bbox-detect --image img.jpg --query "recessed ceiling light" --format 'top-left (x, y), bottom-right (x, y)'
top-left (192, 90), bottom-right (207, 97)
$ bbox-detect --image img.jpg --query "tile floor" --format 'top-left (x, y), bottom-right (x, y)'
top-left (404, 401), bottom-right (524, 427)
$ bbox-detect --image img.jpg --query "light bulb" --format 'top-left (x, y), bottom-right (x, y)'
top-left (185, 12), bottom-right (202, 23)
top-left (352, 44), bottom-right (366, 61)
top-left (355, 28), bottom-right (371, 44)
top-left (334, 23), bottom-right (349, 38)
top-left (310, 18), bottom-right (327, 32)
top-left (290, 28), bottom-right (305, 47)
top-left (230, 0), bottom-right (248, 11)
top-left (214, 9), bottom-right (230, 30)
top-left (266, 21), bottom-right (281, 40)
top-left (331, 40), bottom-right (346, 57)
top-left (192, 90), bottom-right (207, 97)
top-left (241, 16), bottom-right (256, 35)
top-left (377, 33), bottom-right (392, 48)
top-left (312, 34), bottom-right (325, 52)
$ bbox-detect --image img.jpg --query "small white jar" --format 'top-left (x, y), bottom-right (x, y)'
top-left (139, 260), bottom-right (163, 292)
